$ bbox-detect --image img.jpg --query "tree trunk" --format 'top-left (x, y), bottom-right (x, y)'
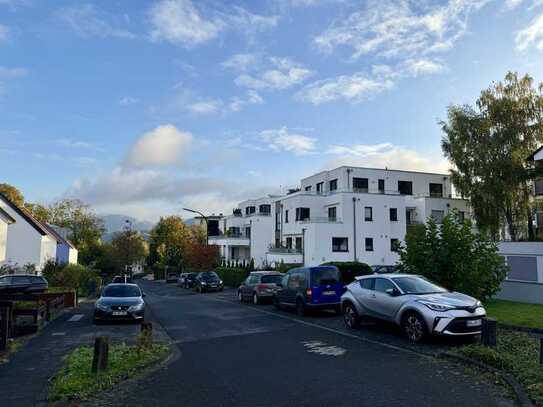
top-left (528, 206), bottom-right (535, 241)
top-left (505, 209), bottom-right (516, 241)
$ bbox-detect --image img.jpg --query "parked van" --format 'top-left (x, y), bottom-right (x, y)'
top-left (273, 266), bottom-right (343, 316)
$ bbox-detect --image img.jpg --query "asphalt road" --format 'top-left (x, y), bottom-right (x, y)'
top-left (85, 280), bottom-right (514, 407)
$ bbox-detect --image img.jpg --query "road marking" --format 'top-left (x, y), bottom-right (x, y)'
top-left (303, 340), bottom-right (346, 356)
top-left (68, 314), bottom-right (84, 322)
top-left (52, 332), bottom-right (66, 336)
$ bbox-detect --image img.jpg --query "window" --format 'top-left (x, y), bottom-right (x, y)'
top-left (389, 208), bottom-right (398, 221)
top-left (429, 183), bottom-right (443, 198)
top-left (295, 237), bottom-right (302, 251)
top-left (275, 213), bottom-right (280, 231)
top-left (286, 237), bottom-right (293, 249)
top-left (360, 278), bottom-right (375, 290)
top-left (245, 227), bottom-right (251, 238)
top-left (374, 278), bottom-right (395, 293)
top-left (398, 180), bottom-right (413, 195)
top-left (431, 210), bottom-right (445, 224)
top-left (305, 185), bottom-right (312, 192)
top-left (353, 177), bottom-right (368, 192)
top-left (245, 206), bottom-right (256, 215)
top-left (295, 207), bottom-right (310, 221)
top-left (259, 204), bottom-right (271, 214)
top-left (365, 238), bottom-right (374, 251)
top-left (285, 210), bottom-right (289, 223)
top-left (378, 179), bottom-right (385, 194)
top-left (329, 179), bottom-right (338, 191)
top-left (332, 237), bottom-right (348, 252)
top-left (316, 182), bottom-right (324, 194)
top-left (364, 206), bottom-right (373, 221)
top-left (458, 211), bottom-right (465, 223)
top-left (390, 238), bottom-right (400, 252)
top-left (287, 272), bottom-right (305, 289)
top-left (328, 207), bottom-right (337, 221)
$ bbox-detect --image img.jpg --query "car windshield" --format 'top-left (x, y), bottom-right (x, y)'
top-left (103, 285), bottom-right (141, 297)
top-left (311, 267), bottom-right (339, 285)
top-left (201, 272), bottom-right (219, 281)
top-left (392, 276), bottom-right (447, 295)
top-left (261, 275), bottom-right (282, 284)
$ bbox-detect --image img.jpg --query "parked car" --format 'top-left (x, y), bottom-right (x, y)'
top-left (166, 272), bottom-right (178, 283)
top-left (0, 274), bottom-right (48, 294)
top-left (112, 275), bottom-right (133, 284)
top-left (341, 274), bottom-right (486, 343)
top-left (194, 271), bottom-right (224, 293)
top-left (177, 273), bottom-right (188, 287)
top-left (238, 271), bottom-right (283, 304)
top-left (93, 283), bottom-right (145, 323)
top-left (182, 272), bottom-right (197, 289)
top-left (372, 265), bottom-right (400, 274)
top-left (273, 266), bottom-right (343, 316)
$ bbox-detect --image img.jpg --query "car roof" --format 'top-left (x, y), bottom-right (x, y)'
top-left (105, 283), bottom-right (139, 287)
top-left (357, 273), bottom-right (417, 280)
top-left (250, 271), bottom-right (281, 275)
top-left (1, 274), bottom-right (44, 277)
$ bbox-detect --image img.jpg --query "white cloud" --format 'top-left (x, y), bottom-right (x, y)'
top-left (504, 0), bottom-right (524, 9)
top-left (226, 6), bottom-right (279, 37)
top-left (187, 99), bottom-right (223, 115)
top-left (54, 138), bottom-right (101, 150)
top-left (57, 4), bottom-right (136, 39)
top-left (221, 53), bottom-right (260, 71)
top-left (125, 125), bottom-right (193, 168)
top-left (326, 143), bottom-right (450, 173)
top-left (404, 58), bottom-right (446, 76)
top-left (260, 126), bottom-right (317, 155)
top-left (314, 0), bottom-right (488, 60)
top-left (516, 13), bottom-right (543, 51)
top-left (119, 96), bottom-right (138, 106)
top-left (229, 90), bottom-right (264, 112)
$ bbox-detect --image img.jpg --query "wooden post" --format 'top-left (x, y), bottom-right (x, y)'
top-left (482, 318), bottom-right (497, 347)
top-left (138, 322), bottom-right (153, 350)
top-left (92, 336), bottom-right (109, 374)
top-left (0, 306), bottom-right (9, 351)
top-left (540, 338), bottom-right (543, 368)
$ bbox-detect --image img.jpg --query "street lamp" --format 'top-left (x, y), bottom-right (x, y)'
top-left (183, 208), bottom-right (208, 246)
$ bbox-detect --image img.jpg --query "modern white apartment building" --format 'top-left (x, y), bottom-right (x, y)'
top-left (210, 166), bottom-right (470, 268)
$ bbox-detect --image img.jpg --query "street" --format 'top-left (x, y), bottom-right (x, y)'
top-left (81, 280), bottom-right (513, 407)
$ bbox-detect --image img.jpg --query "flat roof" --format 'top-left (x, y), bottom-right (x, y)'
top-left (301, 166), bottom-right (450, 182)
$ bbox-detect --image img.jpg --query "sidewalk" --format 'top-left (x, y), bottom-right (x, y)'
top-left (0, 301), bottom-right (168, 407)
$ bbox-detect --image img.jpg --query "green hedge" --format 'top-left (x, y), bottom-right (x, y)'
top-left (215, 267), bottom-right (248, 287)
top-left (320, 262), bottom-right (373, 284)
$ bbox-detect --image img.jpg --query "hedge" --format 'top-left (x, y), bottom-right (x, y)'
top-left (320, 262), bottom-right (373, 284)
top-left (215, 267), bottom-right (248, 287)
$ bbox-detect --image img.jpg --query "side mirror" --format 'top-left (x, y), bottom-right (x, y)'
top-left (386, 288), bottom-right (400, 296)
top-left (142, 292), bottom-right (146, 298)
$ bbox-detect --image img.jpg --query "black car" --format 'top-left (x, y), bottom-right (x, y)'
top-left (93, 283), bottom-right (145, 323)
top-left (0, 274), bottom-right (48, 294)
top-left (183, 272), bottom-right (197, 289)
top-left (166, 272), bottom-right (178, 283)
top-left (194, 271), bottom-right (224, 293)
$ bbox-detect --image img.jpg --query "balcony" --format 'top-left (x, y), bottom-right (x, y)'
top-left (245, 211), bottom-right (271, 217)
top-left (208, 232), bottom-right (250, 246)
top-left (297, 217), bottom-right (343, 224)
top-left (268, 245), bottom-right (302, 254)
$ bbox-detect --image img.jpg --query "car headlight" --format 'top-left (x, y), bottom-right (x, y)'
top-left (475, 300), bottom-right (482, 307)
top-left (96, 303), bottom-right (109, 311)
top-left (417, 300), bottom-right (455, 312)
top-left (129, 303), bottom-right (144, 312)
top-left (219, 280), bottom-right (223, 285)
top-left (201, 281), bottom-right (207, 285)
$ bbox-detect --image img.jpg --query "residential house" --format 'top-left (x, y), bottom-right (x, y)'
top-left (0, 206), bottom-right (16, 263)
top-left (43, 224), bottom-right (78, 265)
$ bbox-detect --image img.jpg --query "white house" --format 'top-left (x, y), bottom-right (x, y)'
top-left (0, 206), bottom-right (16, 263)
top-left (43, 224), bottom-right (78, 265)
top-left (210, 166), bottom-right (470, 268)
top-left (0, 193), bottom-right (58, 271)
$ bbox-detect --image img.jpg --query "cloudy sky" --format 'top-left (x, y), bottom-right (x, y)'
top-left (2, 0), bottom-right (543, 221)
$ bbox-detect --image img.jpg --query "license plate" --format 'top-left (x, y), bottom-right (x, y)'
top-left (323, 291), bottom-right (336, 296)
top-left (467, 319), bottom-right (482, 327)
top-left (112, 311), bottom-right (127, 316)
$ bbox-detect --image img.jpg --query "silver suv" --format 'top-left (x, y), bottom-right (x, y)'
top-left (341, 274), bottom-right (486, 342)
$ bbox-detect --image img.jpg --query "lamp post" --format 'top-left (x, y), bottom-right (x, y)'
top-left (183, 208), bottom-right (209, 246)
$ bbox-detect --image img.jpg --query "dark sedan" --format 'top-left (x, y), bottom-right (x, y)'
top-left (194, 271), bottom-right (223, 293)
top-left (93, 284), bottom-right (145, 323)
top-left (0, 274), bottom-right (48, 294)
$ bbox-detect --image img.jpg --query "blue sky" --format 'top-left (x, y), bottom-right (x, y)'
top-left (2, 0), bottom-right (543, 221)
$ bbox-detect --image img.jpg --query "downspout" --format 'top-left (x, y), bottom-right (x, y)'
top-left (352, 197), bottom-right (357, 262)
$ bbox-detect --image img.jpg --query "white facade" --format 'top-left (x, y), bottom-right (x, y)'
top-left (211, 166), bottom-right (471, 269)
top-left (0, 208), bottom-right (15, 263)
top-left (0, 195), bottom-right (58, 271)
top-left (47, 225), bottom-right (78, 265)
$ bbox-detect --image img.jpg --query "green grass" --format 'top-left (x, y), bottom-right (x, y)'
top-left (49, 343), bottom-right (169, 402)
top-left (484, 299), bottom-right (543, 329)
top-left (456, 330), bottom-right (543, 404)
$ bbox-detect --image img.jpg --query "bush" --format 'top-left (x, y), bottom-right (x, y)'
top-left (275, 261), bottom-right (300, 273)
top-left (321, 261), bottom-right (373, 284)
top-left (42, 260), bottom-right (100, 297)
top-left (215, 267), bottom-right (248, 287)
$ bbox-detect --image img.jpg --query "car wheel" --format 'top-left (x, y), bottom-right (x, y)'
top-left (402, 312), bottom-right (427, 343)
top-left (238, 291), bottom-right (244, 302)
top-left (343, 303), bottom-right (359, 329)
top-left (253, 293), bottom-right (259, 305)
top-left (296, 299), bottom-right (306, 317)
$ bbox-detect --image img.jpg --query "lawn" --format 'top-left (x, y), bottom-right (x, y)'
top-left (484, 299), bottom-right (543, 329)
top-left (49, 343), bottom-right (169, 402)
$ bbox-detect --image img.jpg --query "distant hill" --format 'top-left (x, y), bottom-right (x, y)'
top-left (100, 214), bottom-right (154, 242)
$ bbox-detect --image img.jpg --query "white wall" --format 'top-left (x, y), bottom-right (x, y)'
top-left (0, 220), bottom-right (8, 263)
top-left (57, 244), bottom-right (78, 265)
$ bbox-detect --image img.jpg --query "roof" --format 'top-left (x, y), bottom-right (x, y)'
top-left (301, 166), bottom-right (450, 182)
top-left (250, 271), bottom-right (282, 275)
top-left (0, 207), bottom-right (16, 224)
top-left (527, 145), bottom-right (543, 161)
top-left (41, 223), bottom-right (77, 249)
top-left (0, 193), bottom-right (57, 240)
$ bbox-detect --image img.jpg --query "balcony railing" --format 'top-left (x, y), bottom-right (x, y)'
top-left (245, 212), bottom-right (271, 217)
top-left (268, 245), bottom-right (302, 254)
top-left (297, 217), bottom-right (343, 223)
top-left (209, 232), bottom-right (249, 239)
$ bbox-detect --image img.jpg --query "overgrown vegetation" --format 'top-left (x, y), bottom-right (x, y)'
top-left (215, 267), bottom-right (248, 287)
top-left (399, 213), bottom-right (508, 300)
top-left (42, 260), bottom-right (100, 297)
top-left (484, 299), bottom-right (543, 329)
top-left (49, 343), bottom-right (169, 402)
top-left (321, 261), bottom-right (373, 284)
top-left (455, 330), bottom-right (543, 404)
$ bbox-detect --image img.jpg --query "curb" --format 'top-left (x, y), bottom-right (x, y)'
top-left (439, 351), bottom-right (532, 407)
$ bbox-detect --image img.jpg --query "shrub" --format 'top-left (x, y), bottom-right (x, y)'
top-left (42, 261), bottom-right (100, 297)
top-left (215, 267), bottom-right (248, 287)
top-left (321, 261), bottom-right (373, 284)
top-left (275, 262), bottom-right (300, 273)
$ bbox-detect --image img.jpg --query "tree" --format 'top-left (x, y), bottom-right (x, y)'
top-left (0, 183), bottom-right (24, 207)
top-left (441, 72), bottom-right (543, 240)
top-left (184, 243), bottom-right (220, 272)
top-left (111, 230), bottom-right (148, 269)
top-left (148, 216), bottom-right (193, 271)
top-left (399, 214), bottom-right (508, 301)
top-left (26, 202), bottom-right (50, 223)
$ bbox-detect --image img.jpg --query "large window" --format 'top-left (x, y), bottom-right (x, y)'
top-left (378, 179), bottom-right (385, 194)
top-left (429, 183), bottom-right (443, 198)
top-left (295, 237), bottom-right (302, 251)
top-left (353, 177), bottom-right (368, 192)
top-left (295, 207), bottom-right (310, 221)
top-left (374, 278), bottom-right (395, 293)
top-left (328, 207), bottom-right (337, 221)
top-left (390, 238), bottom-right (400, 252)
top-left (329, 179), bottom-right (338, 191)
top-left (389, 208), bottom-right (398, 221)
top-left (431, 210), bottom-right (445, 224)
top-left (305, 185), bottom-right (312, 192)
top-left (286, 237), bottom-right (293, 249)
top-left (259, 204), bottom-right (271, 214)
top-left (398, 180), bottom-right (413, 195)
top-left (364, 206), bottom-right (373, 221)
top-left (332, 237), bottom-right (348, 252)
top-left (365, 238), bottom-right (374, 251)
top-left (245, 206), bottom-right (256, 215)
top-left (316, 182), bottom-right (324, 194)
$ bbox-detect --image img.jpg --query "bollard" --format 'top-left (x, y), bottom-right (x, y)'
top-left (540, 338), bottom-right (543, 368)
top-left (92, 336), bottom-right (109, 374)
top-left (482, 318), bottom-right (497, 347)
top-left (138, 322), bottom-right (153, 350)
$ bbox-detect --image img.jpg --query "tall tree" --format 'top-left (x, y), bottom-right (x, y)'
top-left (25, 202), bottom-right (50, 223)
top-left (441, 72), bottom-right (543, 240)
top-left (0, 183), bottom-right (24, 207)
top-left (111, 230), bottom-right (148, 268)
